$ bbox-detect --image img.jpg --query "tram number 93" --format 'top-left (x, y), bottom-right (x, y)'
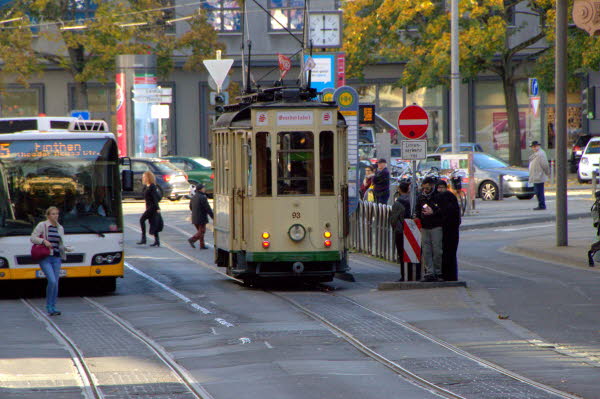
top-left (292, 212), bottom-right (301, 219)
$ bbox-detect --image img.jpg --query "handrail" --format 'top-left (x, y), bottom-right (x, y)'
top-left (349, 200), bottom-right (397, 262)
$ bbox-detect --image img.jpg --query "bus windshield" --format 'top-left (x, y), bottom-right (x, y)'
top-left (0, 138), bottom-right (122, 236)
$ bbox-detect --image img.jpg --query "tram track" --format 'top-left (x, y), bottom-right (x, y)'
top-left (22, 296), bottom-right (214, 399)
top-left (123, 218), bottom-right (582, 399)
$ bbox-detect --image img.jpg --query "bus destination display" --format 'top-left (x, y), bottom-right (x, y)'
top-left (0, 139), bottom-right (108, 159)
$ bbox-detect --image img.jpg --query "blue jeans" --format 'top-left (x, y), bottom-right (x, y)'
top-left (375, 192), bottom-right (389, 205)
top-left (534, 182), bottom-right (546, 209)
top-left (39, 256), bottom-right (62, 309)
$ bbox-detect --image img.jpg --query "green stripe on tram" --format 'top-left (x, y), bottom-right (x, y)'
top-left (247, 251), bottom-right (340, 262)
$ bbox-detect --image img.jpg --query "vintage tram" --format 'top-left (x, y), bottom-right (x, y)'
top-left (212, 87), bottom-right (350, 283)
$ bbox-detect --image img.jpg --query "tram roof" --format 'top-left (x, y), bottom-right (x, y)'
top-left (0, 131), bottom-right (116, 141)
top-left (215, 101), bottom-right (346, 129)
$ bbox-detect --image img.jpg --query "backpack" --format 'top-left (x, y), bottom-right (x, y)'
top-left (389, 198), bottom-right (408, 232)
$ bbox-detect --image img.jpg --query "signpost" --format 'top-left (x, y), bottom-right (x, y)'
top-left (398, 104), bottom-right (430, 216)
top-left (334, 86), bottom-right (359, 215)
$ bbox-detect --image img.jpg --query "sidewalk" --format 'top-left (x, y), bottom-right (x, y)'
top-left (504, 230), bottom-right (600, 271)
top-left (460, 183), bottom-right (594, 230)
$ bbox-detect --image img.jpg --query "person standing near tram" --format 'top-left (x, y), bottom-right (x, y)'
top-left (372, 158), bottom-right (390, 205)
top-left (30, 207), bottom-right (72, 316)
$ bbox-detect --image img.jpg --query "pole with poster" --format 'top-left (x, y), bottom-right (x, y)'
top-left (151, 104), bottom-right (170, 157)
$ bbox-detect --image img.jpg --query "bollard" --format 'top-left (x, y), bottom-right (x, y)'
top-left (593, 170), bottom-right (598, 199)
top-left (550, 160), bottom-right (555, 185)
top-left (498, 174), bottom-right (504, 200)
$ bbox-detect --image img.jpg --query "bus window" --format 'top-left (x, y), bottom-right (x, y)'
top-left (320, 131), bottom-right (334, 195)
top-left (277, 131), bottom-right (314, 196)
top-left (256, 132), bottom-right (271, 196)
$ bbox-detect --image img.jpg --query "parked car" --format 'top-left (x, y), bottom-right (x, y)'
top-left (161, 156), bottom-right (213, 196)
top-left (119, 157), bottom-right (190, 201)
top-left (417, 152), bottom-right (535, 201)
top-left (577, 137), bottom-right (600, 183)
top-left (570, 134), bottom-right (592, 173)
top-left (434, 142), bottom-right (484, 153)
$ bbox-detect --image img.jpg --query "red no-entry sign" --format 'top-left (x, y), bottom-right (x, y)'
top-left (397, 105), bottom-right (429, 139)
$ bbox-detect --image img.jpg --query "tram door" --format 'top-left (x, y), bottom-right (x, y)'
top-left (231, 130), bottom-right (249, 249)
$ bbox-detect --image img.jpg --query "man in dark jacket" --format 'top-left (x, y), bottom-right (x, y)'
top-left (416, 177), bottom-right (443, 282)
top-left (188, 184), bottom-right (214, 249)
top-left (390, 182), bottom-right (411, 281)
top-left (372, 158), bottom-right (390, 205)
top-left (436, 181), bottom-right (461, 281)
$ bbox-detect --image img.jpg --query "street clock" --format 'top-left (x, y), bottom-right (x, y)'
top-left (309, 12), bottom-right (342, 48)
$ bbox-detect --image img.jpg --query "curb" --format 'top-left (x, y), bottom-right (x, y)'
top-left (460, 212), bottom-right (589, 231)
top-left (378, 281), bottom-right (467, 290)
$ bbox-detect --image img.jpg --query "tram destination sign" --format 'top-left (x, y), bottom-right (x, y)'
top-left (401, 139), bottom-right (427, 160)
top-left (0, 139), bottom-right (108, 159)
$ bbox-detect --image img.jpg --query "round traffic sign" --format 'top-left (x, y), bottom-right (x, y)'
top-left (397, 105), bottom-right (429, 139)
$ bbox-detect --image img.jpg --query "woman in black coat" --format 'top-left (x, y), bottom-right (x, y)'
top-left (138, 171), bottom-right (162, 247)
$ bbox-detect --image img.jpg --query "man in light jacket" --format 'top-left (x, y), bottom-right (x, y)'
top-left (528, 140), bottom-right (550, 210)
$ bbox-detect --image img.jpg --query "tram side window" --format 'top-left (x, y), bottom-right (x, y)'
top-left (256, 132), bottom-right (271, 196)
top-left (277, 131), bottom-right (314, 195)
top-left (320, 131), bottom-right (335, 195)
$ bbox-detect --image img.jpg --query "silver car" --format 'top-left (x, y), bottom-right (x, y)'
top-left (417, 153), bottom-right (535, 201)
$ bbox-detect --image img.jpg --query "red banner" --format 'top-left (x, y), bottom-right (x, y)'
top-left (278, 53), bottom-right (292, 79)
top-left (115, 73), bottom-right (127, 156)
top-left (336, 53), bottom-right (346, 87)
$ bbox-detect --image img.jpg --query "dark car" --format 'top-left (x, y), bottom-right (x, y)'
top-left (161, 156), bottom-right (213, 197)
top-left (119, 157), bottom-right (190, 201)
top-left (570, 134), bottom-right (592, 173)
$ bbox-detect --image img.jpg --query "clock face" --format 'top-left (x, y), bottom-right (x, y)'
top-left (309, 13), bottom-right (341, 48)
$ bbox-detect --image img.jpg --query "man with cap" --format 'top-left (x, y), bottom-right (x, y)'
top-left (188, 183), bottom-right (214, 249)
top-left (528, 140), bottom-right (550, 210)
top-left (372, 158), bottom-right (390, 205)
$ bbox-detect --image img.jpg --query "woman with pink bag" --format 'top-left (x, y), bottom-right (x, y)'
top-left (30, 207), bottom-right (72, 316)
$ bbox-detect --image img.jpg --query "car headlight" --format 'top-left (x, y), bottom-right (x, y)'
top-left (582, 157), bottom-right (589, 165)
top-left (288, 224), bottom-right (306, 242)
top-left (503, 175), bottom-right (519, 181)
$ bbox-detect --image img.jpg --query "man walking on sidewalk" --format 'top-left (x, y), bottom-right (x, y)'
top-left (188, 184), bottom-right (214, 249)
top-left (528, 141), bottom-right (550, 211)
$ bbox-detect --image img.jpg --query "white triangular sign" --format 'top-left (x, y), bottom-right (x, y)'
top-left (530, 96), bottom-right (540, 117)
top-left (203, 59), bottom-right (234, 91)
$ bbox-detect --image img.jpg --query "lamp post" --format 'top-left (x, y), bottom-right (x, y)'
top-left (450, 0), bottom-right (460, 154)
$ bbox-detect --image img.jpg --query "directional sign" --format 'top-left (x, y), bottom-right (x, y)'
top-left (203, 59), bottom-right (234, 92)
top-left (529, 78), bottom-right (539, 97)
top-left (132, 96), bottom-right (172, 104)
top-left (398, 105), bottom-right (429, 139)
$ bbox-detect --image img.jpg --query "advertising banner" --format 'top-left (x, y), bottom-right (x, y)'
top-left (133, 73), bottom-right (158, 157)
top-left (115, 73), bottom-right (127, 156)
top-left (305, 54), bottom-right (335, 93)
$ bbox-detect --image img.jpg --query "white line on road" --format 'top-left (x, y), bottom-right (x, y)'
top-left (493, 223), bottom-right (554, 232)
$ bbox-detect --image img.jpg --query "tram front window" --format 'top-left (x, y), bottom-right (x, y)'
top-left (277, 131), bottom-right (314, 195)
top-left (0, 138), bottom-right (123, 237)
top-left (320, 131), bottom-right (334, 195)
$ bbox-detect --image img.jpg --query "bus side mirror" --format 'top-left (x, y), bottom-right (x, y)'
top-left (122, 170), bottom-right (134, 191)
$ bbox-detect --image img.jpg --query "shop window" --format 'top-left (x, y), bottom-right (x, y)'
top-left (545, 106), bottom-right (582, 150)
top-left (0, 87), bottom-right (41, 117)
top-left (406, 86), bottom-right (443, 107)
top-left (320, 131), bottom-right (334, 195)
top-left (256, 132), bottom-right (272, 196)
top-left (475, 80), bottom-right (529, 107)
top-left (269, 0), bottom-right (304, 31)
top-left (205, 0), bottom-right (241, 32)
top-left (356, 85), bottom-right (376, 104)
top-left (378, 86), bottom-right (404, 108)
top-left (277, 131), bottom-right (314, 195)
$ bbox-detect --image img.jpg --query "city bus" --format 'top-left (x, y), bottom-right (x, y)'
top-left (0, 131), bottom-right (132, 291)
top-left (0, 116), bottom-right (109, 134)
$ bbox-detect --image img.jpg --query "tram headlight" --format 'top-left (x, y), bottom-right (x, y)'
top-left (323, 231), bottom-right (332, 239)
top-left (288, 224), bottom-right (306, 242)
top-left (92, 252), bottom-right (123, 265)
top-left (262, 232), bottom-right (270, 239)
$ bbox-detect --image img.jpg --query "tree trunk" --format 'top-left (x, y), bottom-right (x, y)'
top-left (503, 77), bottom-right (522, 166)
top-left (68, 45), bottom-right (88, 110)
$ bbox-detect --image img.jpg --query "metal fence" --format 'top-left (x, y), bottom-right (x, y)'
top-left (349, 200), bottom-right (397, 262)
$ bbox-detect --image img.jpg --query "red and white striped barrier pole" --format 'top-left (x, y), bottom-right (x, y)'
top-left (403, 219), bottom-right (422, 281)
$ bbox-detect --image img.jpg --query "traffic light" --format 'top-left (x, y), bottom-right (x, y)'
top-left (214, 93), bottom-right (225, 114)
top-left (583, 87), bottom-right (596, 119)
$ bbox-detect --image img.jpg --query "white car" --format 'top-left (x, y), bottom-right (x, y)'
top-left (578, 137), bottom-right (600, 183)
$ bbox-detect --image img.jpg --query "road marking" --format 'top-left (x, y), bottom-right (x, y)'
top-left (493, 224), bottom-right (554, 232)
top-left (125, 262), bottom-right (212, 315)
top-left (264, 341), bottom-right (273, 349)
top-left (165, 223), bottom-right (214, 248)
